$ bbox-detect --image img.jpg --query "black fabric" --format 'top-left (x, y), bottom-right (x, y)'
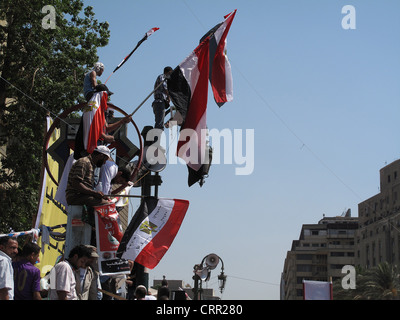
top-left (187, 146), bottom-right (213, 187)
top-left (167, 67), bottom-right (191, 122)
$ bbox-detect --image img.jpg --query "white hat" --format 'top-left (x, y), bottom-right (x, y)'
top-left (93, 62), bottom-right (105, 72)
top-left (94, 145), bottom-right (111, 159)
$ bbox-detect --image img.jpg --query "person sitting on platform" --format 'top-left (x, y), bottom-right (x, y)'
top-left (66, 146), bottom-right (112, 207)
top-left (83, 62), bottom-right (114, 101)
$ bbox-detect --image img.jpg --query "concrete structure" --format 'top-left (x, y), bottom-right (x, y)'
top-left (281, 214), bottom-right (358, 300)
top-left (356, 160), bottom-right (400, 268)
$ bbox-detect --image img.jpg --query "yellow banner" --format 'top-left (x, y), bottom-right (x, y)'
top-left (35, 117), bottom-right (67, 277)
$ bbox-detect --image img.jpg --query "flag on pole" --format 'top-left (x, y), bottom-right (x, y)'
top-left (117, 197), bottom-right (189, 269)
top-left (303, 280), bottom-right (333, 300)
top-left (74, 91), bottom-right (108, 158)
top-left (168, 11), bottom-right (236, 186)
top-left (201, 9), bottom-right (236, 107)
top-left (111, 27), bottom-right (160, 74)
top-left (168, 38), bottom-right (210, 172)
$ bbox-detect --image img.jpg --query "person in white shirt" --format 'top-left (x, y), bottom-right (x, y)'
top-left (0, 237), bottom-right (18, 300)
top-left (49, 245), bottom-right (93, 300)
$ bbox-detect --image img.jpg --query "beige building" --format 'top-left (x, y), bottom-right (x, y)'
top-left (356, 160), bottom-right (400, 268)
top-left (281, 214), bottom-right (358, 300)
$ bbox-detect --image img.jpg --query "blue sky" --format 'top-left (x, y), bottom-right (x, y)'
top-left (84, 0), bottom-right (400, 299)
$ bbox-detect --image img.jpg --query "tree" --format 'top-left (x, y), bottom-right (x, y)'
top-left (360, 262), bottom-right (400, 300)
top-left (333, 263), bottom-right (400, 300)
top-left (0, 0), bottom-right (110, 232)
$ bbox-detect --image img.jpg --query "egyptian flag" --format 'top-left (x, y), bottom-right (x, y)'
top-left (112, 27), bottom-right (160, 74)
top-left (168, 37), bottom-right (210, 172)
top-left (74, 91), bottom-right (108, 159)
top-left (201, 9), bottom-right (236, 107)
top-left (117, 197), bottom-right (189, 269)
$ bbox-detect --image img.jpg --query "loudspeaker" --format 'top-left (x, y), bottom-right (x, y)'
top-left (142, 146), bottom-right (166, 172)
top-left (127, 146), bottom-right (166, 187)
top-left (195, 267), bottom-right (211, 281)
top-left (205, 254), bottom-right (219, 270)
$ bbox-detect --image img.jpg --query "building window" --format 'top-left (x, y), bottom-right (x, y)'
top-left (297, 265), bottom-right (312, 272)
top-left (331, 252), bottom-right (345, 257)
top-left (297, 254), bottom-right (313, 260)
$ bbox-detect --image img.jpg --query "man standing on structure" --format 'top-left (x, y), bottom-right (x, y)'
top-left (152, 66), bottom-right (173, 131)
top-left (66, 146), bottom-right (112, 207)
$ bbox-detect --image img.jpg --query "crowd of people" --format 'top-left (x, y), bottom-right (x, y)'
top-left (0, 236), bottom-right (171, 300)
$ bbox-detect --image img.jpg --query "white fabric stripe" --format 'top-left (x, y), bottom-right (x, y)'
top-left (179, 51), bottom-right (200, 99)
top-left (224, 51), bottom-right (233, 102)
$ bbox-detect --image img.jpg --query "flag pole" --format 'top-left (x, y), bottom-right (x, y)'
top-left (104, 194), bottom-right (144, 199)
top-left (129, 79), bottom-right (166, 117)
top-left (105, 28), bottom-right (159, 85)
top-left (110, 79), bottom-right (167, 139)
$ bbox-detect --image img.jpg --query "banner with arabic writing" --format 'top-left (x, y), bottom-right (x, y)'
top-left (94, 203), bottom-right (130, 276)
top-left (35, 117), bottom-right (67, 277)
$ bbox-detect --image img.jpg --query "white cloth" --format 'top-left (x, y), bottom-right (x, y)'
top-left (0, 250), bottom-right (13, 300)
top-left (55, 153), bottom-right (76, 208)
top-left (95, 160), bottom-right (118, 194)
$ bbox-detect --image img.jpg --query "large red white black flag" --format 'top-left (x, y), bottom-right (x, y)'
top-left (168, 11), bottom-right (236, 185)
top-left (117, 197), bottom-right (189, 269)
top-left (168, 38), bottom-right (210, 172)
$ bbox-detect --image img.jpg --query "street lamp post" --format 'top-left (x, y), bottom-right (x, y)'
top-left (192, 253), bottom-right (226, 300)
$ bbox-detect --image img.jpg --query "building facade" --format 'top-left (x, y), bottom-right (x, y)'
top-left (356, 160), bottom-right (400, 268)
top-left (281, 214), bottom-right (358, 300)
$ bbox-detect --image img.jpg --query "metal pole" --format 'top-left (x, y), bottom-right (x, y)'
top-left (129, 80), bottom-right (165, 117)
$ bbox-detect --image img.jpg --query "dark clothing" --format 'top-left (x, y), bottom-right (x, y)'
top-left (12, 260), bottom-right (41, 300)
top-left (152, 74), bottom-right (169, 130)
top-left (152, 100), bottom-right (167, 130)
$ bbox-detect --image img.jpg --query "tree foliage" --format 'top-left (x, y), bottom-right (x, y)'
top-left (0, 0), bottom-right (110, 232)
top-left (333, 262), bottom-right (400, 300)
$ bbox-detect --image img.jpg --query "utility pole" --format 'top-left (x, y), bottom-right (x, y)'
top-left (134, 126), bottom-right (163, 291)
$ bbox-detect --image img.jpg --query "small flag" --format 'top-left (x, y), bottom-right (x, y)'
top-left (113, 27), bottom-right (160, 74)
top-left (146, 27), bottom-right (160, 38)
top-left (117, 197), bottom-right (189, 269)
